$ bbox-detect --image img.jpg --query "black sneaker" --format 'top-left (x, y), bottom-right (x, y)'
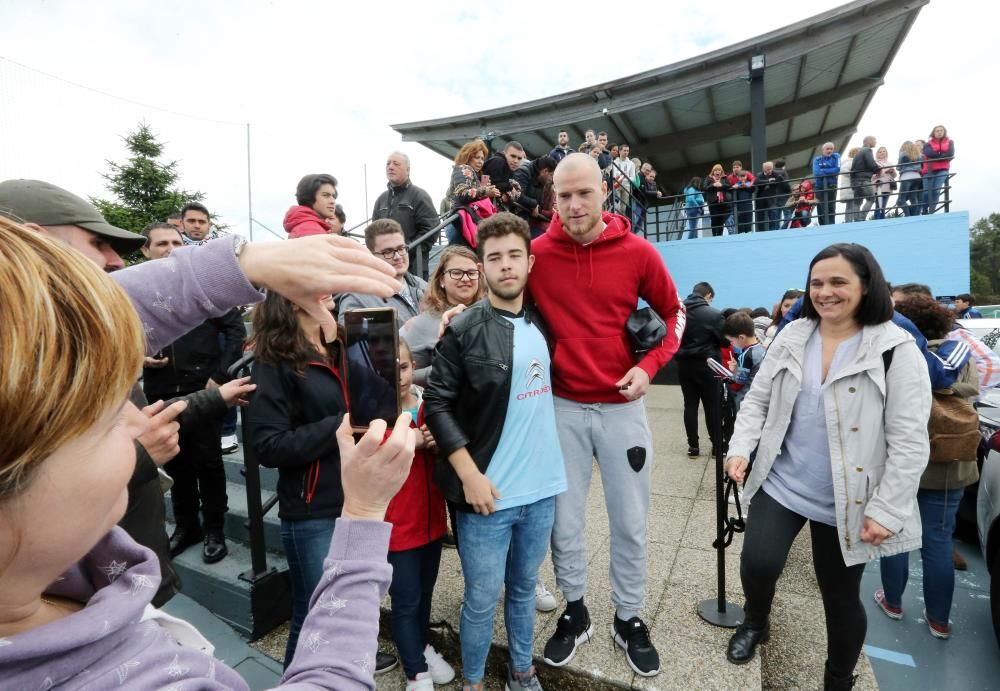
top-left (374, 651), bottom-right (398, 675)
top-left (543, 605), bottom-right (593, 667)
top-left (687, 446), bottom-right (700, 458)
top-left (612, 616), bottom-right (660, 677)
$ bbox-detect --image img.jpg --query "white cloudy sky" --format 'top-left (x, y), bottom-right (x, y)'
top-left (0, 0), bottom-right (990, 238)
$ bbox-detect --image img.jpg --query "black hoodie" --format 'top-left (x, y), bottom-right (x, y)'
top-left (675, 293), bottom-right (725, 361)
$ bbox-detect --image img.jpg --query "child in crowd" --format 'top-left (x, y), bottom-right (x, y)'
top-left (789, 180), bottom-right (817, 229)
top-left (384, 338), bottom-right (454, 690)
top-left (723, 312), bottom-right (766, 412)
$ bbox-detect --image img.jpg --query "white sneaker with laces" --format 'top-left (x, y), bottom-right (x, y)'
top-left (423, 644), bottom-right (455, 684)
top-left (405, 671), bottom-right (434, 690)
top-left (535, 581), bottom-right (558, 612)
top-left (220, 434), bottom-right (239, 453)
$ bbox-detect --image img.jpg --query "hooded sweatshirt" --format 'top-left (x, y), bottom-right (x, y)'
top-left (528, 211), bottom-right (685, 403)
top-left (0, 523), bottom-right (390, 690)
top-left (283, 205), bottom-right (331, 239)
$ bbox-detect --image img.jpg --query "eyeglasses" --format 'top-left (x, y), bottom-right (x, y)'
top-left (376, 246), bottom-right (407, 260)
top-left (444, 269), bottom-right (480, 281)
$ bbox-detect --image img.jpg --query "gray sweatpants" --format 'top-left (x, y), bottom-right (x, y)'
top-left (550, 395), bottom-right (653, 620)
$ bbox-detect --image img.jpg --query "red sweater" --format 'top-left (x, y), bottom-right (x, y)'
top-left (283, 205), bottom-right (330, 239)
top-left (384, 404), bottom-right (447, 552)
top-left (528, 212), bottom-right (685, 403)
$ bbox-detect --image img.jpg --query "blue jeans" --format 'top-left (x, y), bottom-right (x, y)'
top-left (879, 487), bottom-right (964, 624)
top-left (924, 170), bottom-right (949, 214)
top-left (456, 497), bottom-right (555, 684)
top-left (899, 178), bottom-right (923, 216)
top-left (280, 516), bottom-right (337, 668)
top-left (685, 206), bottom-right (703, 238)
top-left (388, 540), bottom-right (443, 678)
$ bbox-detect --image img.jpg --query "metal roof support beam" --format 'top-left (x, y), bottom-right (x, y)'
top-left (749, 54), bottom-right (767, 173)
top-left (644, 76), bottom-right (881, 152)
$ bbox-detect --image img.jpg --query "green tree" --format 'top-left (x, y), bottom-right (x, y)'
top-left (90, 123), bottom-right (207, 260)
top-left (970, 213), bottom-right (1000, 300)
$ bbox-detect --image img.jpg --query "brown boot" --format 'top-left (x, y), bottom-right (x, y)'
top-left (953, 548), bottom-right (967, 571)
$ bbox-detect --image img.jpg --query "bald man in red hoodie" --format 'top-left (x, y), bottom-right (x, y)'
top-left (535, 153), bottom-right (685, 677)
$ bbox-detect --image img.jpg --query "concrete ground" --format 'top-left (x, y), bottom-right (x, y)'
top-left (251, 386), bottom-right (887, 690)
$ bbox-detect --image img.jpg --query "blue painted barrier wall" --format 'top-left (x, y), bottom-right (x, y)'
top-left (653, 212), bottom-right (970, 309)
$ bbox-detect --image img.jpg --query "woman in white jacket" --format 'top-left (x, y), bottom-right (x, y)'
top-left (724, 243), bottom-right (931, 690)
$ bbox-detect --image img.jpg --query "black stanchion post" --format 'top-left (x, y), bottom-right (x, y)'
top-left (698, 376), bottom-right (745, 628)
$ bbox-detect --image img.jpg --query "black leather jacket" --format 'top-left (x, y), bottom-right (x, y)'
top-left (143, 309), bottom-right (245, 397)
top-left (423, 300), bottom-right (551, 510)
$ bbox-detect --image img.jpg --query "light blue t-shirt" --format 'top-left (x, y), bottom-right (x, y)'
top-left (486, 313), bottom-right (568, 511)
top-left (763, 329), bottom-right (862, 526)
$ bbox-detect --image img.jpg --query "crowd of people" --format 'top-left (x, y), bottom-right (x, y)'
top-left (683, 125), bottom-right (955, 237)
top-left (0, 124), bottom-right (983, 691)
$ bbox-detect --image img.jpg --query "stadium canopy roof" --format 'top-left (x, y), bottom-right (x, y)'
top-left (392, 0), bottom-right (927, 190)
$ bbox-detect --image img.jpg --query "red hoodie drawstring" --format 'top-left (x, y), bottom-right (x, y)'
top-left (304, 460), bottom-right (321, 504)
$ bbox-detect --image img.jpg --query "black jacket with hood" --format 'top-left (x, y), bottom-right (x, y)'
top-left (675, 293), bottom-right (725, 362)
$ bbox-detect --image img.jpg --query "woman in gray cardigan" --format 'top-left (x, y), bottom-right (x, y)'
top-left (724, 243), bottom-right (931, 690)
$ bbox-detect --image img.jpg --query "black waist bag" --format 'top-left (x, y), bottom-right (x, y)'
top-left (626, 307), bottom-right (666, 354)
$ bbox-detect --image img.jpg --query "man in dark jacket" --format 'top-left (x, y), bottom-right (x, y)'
top-left (371, 151), bottom-right (441, 279)
top-left (142, 231), bottom-right (246, 564)
top-left (675, 282), bottom-right (726, 457)
top-left (753, 161), bottom-right (788, 231)
top-left (513, 156), bottom-right (557, 237)
top-left (481, 141), bottom-right (525, 213)
top-left (849, 136), bottom-right (879, 222)
top-left (549, 129), bottom-right (574, 164)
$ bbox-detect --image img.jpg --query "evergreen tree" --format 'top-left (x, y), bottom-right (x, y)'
top-left (970, 214), bottom-right (1000, 300)
top-left (90, 122), bottom-right (206, 240)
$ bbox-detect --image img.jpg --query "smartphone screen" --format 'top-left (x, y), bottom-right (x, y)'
top-left (342, 307), bottom-right (401, 431)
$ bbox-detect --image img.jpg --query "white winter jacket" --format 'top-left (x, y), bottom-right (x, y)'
top-left (727, 318), bottom-right (932, 565)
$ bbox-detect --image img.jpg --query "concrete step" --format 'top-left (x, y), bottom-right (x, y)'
top-left (168, 522), bottom-right (291, 640)
top-left (222, 451), bottom-right (279, 492)
top-left (166, 480), bottom-right (283, 550)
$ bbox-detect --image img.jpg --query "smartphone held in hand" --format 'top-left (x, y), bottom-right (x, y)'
top-left (343, 307), bottom-right (401, 433)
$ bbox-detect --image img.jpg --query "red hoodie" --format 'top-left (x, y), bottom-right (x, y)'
top-left (528, 211), bottom-right (685, 403)
top-left (283, 205), bottom-right (330, 239)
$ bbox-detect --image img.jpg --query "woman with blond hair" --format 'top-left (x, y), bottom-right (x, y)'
top-left (897, 141), bottom-right (924, 216)
top-left (401, 244), bottom-right (485, 386)
top-left (445, 139), bottom-right (501, 246)
top-left (839, 147), bottom-right (859, 223)
top-left (0, 216), bottom-right (416, 689)
top-left (701, 163), bottom-right (732, 237)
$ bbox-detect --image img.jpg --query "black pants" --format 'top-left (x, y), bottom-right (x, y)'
top-left (163, 401), bottom-right (228, 532)
top-left (707, 203), bottom-right (729, 237)
top-left (741, 489), bottom-right (866, 680)
top-left (678, 361), bottom-right (721, 450)
top-left (388, 540), bottom-right (444, 678)
top-left (816, 186), bottom-right (837, 225)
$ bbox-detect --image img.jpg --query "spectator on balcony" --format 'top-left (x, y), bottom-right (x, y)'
top-left (728, 161), bottom-right (756, 233)
top-left (923, 126), bottom-right (954, 214)
top-left (578, 129), bottom-right (597, 154)
top-left (611, 144), bottom-right (637, 215)
top-left (445, 139), bottom-right (501, 246)
top-left (840, 148), bottom-right (859, 223)
top-left (683, 177), bottom-right (706, 239)
top-left (703, 164), bottom-right (732, 237)
top-left (597, 132), bottom-right (613, 169)
top-left (513, 155), bottom-right (558, 238)
top-left (284, 173), bottom-right (338, 238)
top-left (773, 159), bottom-right (793, 227)
top-left (812, 142), bottom-right (841, 226)
top-left (481, 141), bottom-right (525, 213)
top-left (754, 161), bottom-right (788, 231)
top-left (788, 180), bottom-right (817, 229)
top-left (550, 129), bottom-right (574, 164)
top-left (372, 152), bottom-right (440, 278)
top-left (872, 147), bottom-right (897, 220)
top-left (897, 141), bottom-right (925, 217)
top-left (850, 136), bottom-right (879, 222)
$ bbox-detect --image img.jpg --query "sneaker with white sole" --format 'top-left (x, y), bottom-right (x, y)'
top-left (220, 434), bottom-right (239, 454)
top-left (535, 581), bottom-right (558, 612)
top-left (542, 605), bottom-right (592, 666)
top-left (422, 644), bottom-right (455, 684)
top-left (612, 615), bottom-right (660, 677)
top-left (405, 671), bottom-right (434, 690)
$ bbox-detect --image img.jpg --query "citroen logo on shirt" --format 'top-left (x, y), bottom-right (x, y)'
top-left (518, 359), bottom-right (551, 400)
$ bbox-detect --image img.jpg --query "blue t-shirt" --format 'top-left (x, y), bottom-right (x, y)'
top-left (486, 314), bottom-right (567, 511)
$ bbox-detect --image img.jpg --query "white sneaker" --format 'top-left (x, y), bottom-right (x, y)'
top-left (423, 644), bottom-right (455, 684)
top-left (220, 434), bottom-right (239, 454)
top-left (405, 671), bottom-right (434, 690)
top-left (535, 581), bottom-right (558, 612)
